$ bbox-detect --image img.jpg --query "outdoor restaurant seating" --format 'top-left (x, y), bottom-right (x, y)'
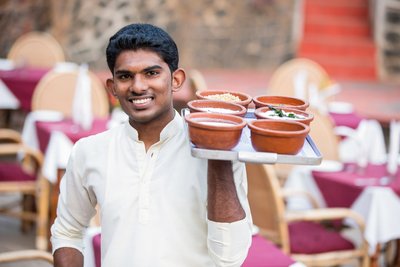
top-left (31, 66), bottom-right (110, 119)
top-left (0, 129), bottom-right (50, 250)
top-left (246, 162), bottom-right (370, 267)
top-left (7, 31), bottom-right (65, 68)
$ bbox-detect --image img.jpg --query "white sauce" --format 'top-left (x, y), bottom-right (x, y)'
top-left (198, 107), bottom-right (239, 114)
top-left (260, 110), bottom-right (306, 120)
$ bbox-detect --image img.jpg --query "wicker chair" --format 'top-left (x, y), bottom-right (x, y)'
top-left (246, 163), bottom-right (370, 267)
top-left (31, 69), bottom-right (110, 119)
top-left (0, 129), bottom-right (50, 250)
top-left (7, 31), bottom-right (65, 68)
top-left (0, 249), bottom-right (53, 265)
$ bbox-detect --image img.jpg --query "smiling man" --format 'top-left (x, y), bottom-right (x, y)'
top-left (51, 23), bottom-right (252, 267)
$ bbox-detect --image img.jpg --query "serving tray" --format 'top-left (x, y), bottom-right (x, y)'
top-left (182, 108), bottom-right (322, 165)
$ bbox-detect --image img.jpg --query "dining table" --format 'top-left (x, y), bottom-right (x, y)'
top-left (285, 161), bottom-right (400, 267)
top-left (0, 67), bottom-right (50, 111)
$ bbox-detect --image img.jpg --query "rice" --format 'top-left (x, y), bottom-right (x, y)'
top-left (205, 93), bottom-right (241, 102)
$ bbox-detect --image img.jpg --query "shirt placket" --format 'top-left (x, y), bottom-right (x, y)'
top-left (138, 148), bottom-right (158, 224)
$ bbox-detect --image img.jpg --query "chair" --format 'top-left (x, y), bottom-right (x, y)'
top-left (267, 58), bottom-right (333, 100)
top-left (246, 163), bottom-right (370, 267)
top-left (7, 31), bottom-right (65, 68)
top-left (0, 129), bottom-right (50, 250)
top-left (275, 108), bottom-right (340, 184)
top-left (0, 249), bottom-right (53, 265)
top-left (31, 69), bottom-right (110, 118)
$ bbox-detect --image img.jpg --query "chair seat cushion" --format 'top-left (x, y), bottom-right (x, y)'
top-left (0, 162), bottom-right (36, 182)
top-left (289, 221), bottom-right (354, 254)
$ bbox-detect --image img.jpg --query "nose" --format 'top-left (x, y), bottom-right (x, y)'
top-left (129, 75), bottom-right (148, 94)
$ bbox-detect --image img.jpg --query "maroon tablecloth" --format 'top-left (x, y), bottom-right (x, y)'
top-left (313, 163), bottom-right (400, 208)
top-left (0, 67), bottom-right (50, 111)
top-left (329, 111), bottom-right (364, 129)
top-left (92, 233), bottom-right (295, 267)
top-left (35, 118), bottom-right (108, 153)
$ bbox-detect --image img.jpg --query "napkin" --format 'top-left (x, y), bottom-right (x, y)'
top-left (387, 120), bottom-right (400, 175)
top-left (72, 63), bottom-right (93, 130)
top-left (309, 82), bottom-right (341, 115)
top-left (0, 78), bottom-right (20, 109)
top-left (338, 119), bottom-right (386, 165)
top-left (293, 70), bottom-right (307, 100)
top-left (21, 110), bottom-right (64, 150)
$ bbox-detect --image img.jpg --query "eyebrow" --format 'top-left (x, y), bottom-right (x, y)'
top-left (114, 65), bottom-right (163, 76)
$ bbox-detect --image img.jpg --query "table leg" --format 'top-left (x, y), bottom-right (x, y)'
top-left (393, 239), bottom-right (400, 267)
top-left (370, 244), bottom-right (381, 267)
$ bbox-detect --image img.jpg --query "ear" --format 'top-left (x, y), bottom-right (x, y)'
top-left (106, 78), bottom-right (117, 97)
top-left (171, 68), bottom-right (186, 92)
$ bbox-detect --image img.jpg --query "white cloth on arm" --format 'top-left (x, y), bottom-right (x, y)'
top-left (51, 111), bottom-right (252, 267)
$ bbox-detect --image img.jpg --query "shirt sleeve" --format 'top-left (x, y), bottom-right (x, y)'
top-left (207, 161), bottom-right (253, 267)
top-left (50, 140), bottom-right (97, 254)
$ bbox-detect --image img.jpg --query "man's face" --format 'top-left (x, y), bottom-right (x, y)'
top-left (107, 49), bottom-right (183, 128)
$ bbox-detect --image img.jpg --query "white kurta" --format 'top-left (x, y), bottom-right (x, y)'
top-left (51, 112), bottom-right (252, 267)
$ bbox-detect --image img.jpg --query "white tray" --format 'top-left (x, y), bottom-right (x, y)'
top-left (182, 108), bottom-right (322, 165)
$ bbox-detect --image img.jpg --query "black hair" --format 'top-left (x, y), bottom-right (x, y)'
top-left (106, 23), bottom-right (179, 73)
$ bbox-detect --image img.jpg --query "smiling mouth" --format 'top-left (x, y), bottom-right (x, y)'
top-left (129, 97), bottom-right (153, 105)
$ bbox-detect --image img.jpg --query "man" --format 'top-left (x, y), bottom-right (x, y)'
top-left (51, 23), bottom-right (252, 267)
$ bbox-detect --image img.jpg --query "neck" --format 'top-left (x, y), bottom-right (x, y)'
top-left (130, 110), bottom-right (175, 151)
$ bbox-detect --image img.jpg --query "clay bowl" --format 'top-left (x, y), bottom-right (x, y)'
top-left (254, 106), bottom-right (314, 126)
top-left (247, 119), bottom-right (310, 155)
top-left (252, 95), bottom-right (309, 111)
top-left (187, 99), bottom-right (247, 117)
top-left (196, 90), bottom-right (252, 109)
top-left (185, 112), bottom-right (246, 150)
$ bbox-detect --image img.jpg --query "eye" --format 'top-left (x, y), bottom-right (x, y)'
top-left (117, 73), bottom-right (132, 81)
top-left (146, 70), bottom-right (159, 77)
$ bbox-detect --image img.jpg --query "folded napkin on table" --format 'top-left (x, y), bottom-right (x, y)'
top-left (0, 78), bottom-right (20, 109)
top-left (21, 110), bottom-right (64, 150)
top-left (293, 70), bottom-right (307, 100)
top-left (309, 82), bottom-right (341, 115)
top-left (72, 63), bottom-right (93, 131)
top-left (338, 119), bottom-right (387, 165)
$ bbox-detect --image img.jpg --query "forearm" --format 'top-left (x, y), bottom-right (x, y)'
top-left (207, 160), bottom-right (245, 222)
top-left (54, 247), bottom-right (83, 267)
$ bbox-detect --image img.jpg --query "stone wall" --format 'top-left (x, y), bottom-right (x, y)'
top-left (0, 0), bottom-right (296, 71)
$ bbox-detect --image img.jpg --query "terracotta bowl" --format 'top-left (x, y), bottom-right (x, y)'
top-left (247, 119), bottom-right (310, 155)
top-left (252, 95), bottom-right (309, 110)
top-left (187, 99), bottom-right (247, 117)
top-left (254, 106), bottom-right (314, 125)
top-left (185, 112), bottom-right (246, 150)
top-left (196, 90), bottom-right (252, 109)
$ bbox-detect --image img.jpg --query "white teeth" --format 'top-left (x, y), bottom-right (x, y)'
top-left (132, 98), bottom-right (151, 104)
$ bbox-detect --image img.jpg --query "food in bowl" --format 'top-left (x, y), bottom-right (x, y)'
top-left (247, 119), bottom-right (310, 154)
top-left (187, 99), bottom-right (247, 117)
top-left (252, 95), bottom-right (309, 110)
top-left (185, 112), bottom-right (246, 150)
top-left (196, 90), bottom-right (252, 109)
top-left (254, 106), bottom-right (314, 125)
